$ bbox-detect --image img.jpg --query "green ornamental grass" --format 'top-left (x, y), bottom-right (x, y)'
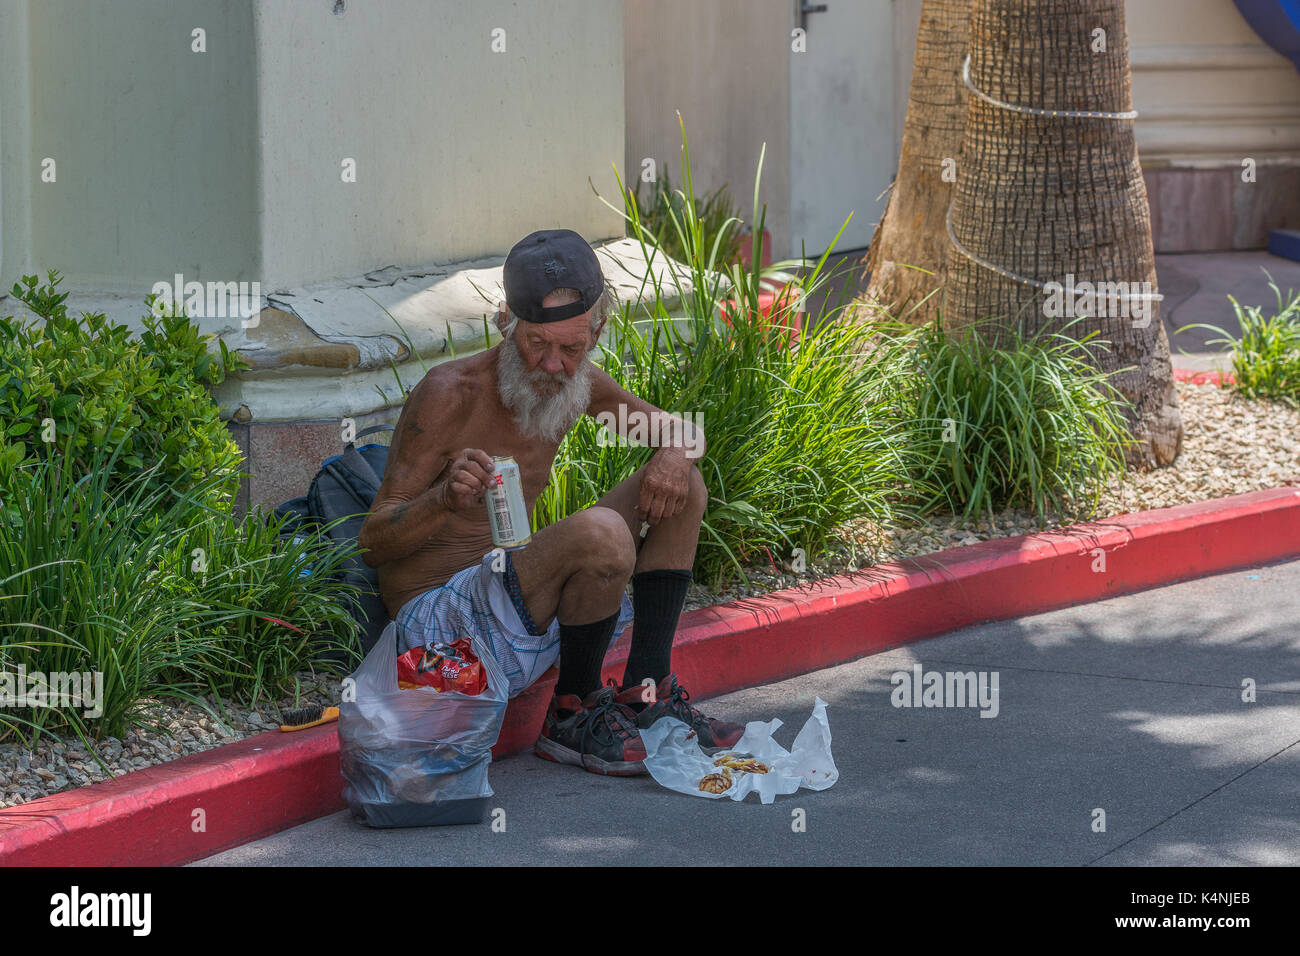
top-left (895, 317), bottom-right (1134, 524)
top-left (0, 435), bottom-right (364, 746)
top-left (158, 505), bottom-right (364, 707)
top-left (537, 116), bottom-right (931, 585)
top-left (629, 165), bottom-right (746, 267)
top-left (0, 442), bottom-right (233, 745)
top-left (1177, 277), bottom-right (1300, 407)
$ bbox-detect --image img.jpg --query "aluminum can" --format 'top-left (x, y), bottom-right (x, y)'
top-left (485, 456), bottom-right (531, 549)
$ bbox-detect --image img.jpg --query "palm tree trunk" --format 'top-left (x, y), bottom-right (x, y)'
top-left (858, 0), bottom-right (972, 324)
top-left (942, 0), bottom-right (1183, 468)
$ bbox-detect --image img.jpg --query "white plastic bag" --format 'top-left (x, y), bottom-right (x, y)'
top-left (638, 696), bottom-right (839, 804)
top-left (339, 622), bottom-right (509, 827)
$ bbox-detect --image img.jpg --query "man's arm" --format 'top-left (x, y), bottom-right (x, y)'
top-left (586, 366), bottom-right (706, 525)
top-left (358, 373), bottom-right (493, 567)
top-left (586, 366), bottom-right (706, 460)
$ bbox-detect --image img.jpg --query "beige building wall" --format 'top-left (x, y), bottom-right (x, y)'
top-left (253, 0), bottom-right (625, 289)
top-left (623, 0), bottom-right (1300, 256)
top-left (1, 0), bottom-right (626, 295)
top-left (623, 0), bottom-right (792, 257)
top-left (1128, 0), bottom-right (1300, 161)
top-left (1, 0), bottom-right (260, 291)
top-left (1128, 0), bottom-right (1300, 249)
top-left (0, 0), bottom-right (33, 288)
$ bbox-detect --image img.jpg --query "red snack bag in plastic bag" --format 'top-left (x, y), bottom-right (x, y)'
top-left (396, 637), bottom-right (487, 695)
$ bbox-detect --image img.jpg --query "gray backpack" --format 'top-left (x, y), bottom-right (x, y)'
top-left (275, 424), bottom-right (395, 655)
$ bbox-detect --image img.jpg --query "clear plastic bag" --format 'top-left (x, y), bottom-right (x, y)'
top-left (638, 697), bottom-right (839, 804)
top-left (340, 622), bottom-right (509, 827)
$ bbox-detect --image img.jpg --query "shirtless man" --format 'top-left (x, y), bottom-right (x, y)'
top-left (358, 228), bottom-right (742, 776)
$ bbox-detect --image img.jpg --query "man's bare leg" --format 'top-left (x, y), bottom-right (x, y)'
top-left (506, 464), bottom-right (706, 628)
top-left (506, 506), bottom-right (636, 631)
top-left (506, 465), bottom-right (706, 696)
top-left (589, 465), bottom-right (708, 691)
top-left (510, 506), bottom-right (647, 775)
top-left (588, 464), bottom-right (742, 747)
top-left (512, 467), bottom-right (741, 769)
top-left (591, 463), bottom-right (709, 571)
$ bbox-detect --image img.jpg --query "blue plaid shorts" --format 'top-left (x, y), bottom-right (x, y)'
top-left (393, 550), bottom-right (634, 699)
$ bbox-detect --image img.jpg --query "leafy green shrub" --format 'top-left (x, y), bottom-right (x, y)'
top-left (538, 119), bottom-right (928, 585)
top-left (0, 274), bottom-right (371, 749)
top-left (1177, 278), bottom-right (1300, 407)
top-left (894, 318), bottom-right (1133, 523)
top-left (0, 270), bottom-right (248, 511)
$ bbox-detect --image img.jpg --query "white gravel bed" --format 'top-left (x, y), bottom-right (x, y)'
top-left (0, 676), bottom-right (338, 808)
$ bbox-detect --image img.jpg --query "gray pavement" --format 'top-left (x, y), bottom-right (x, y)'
top-left (1159, 250), bottom-right (1300, 372)
top-left (196, 558), bottom-right (1300, 866)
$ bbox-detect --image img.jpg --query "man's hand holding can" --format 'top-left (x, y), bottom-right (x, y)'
top-left (439, 448), bottom-right (496, 513)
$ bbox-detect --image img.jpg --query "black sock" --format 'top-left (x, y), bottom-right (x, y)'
top-left (554, 609), bottom-right (622, 700)
top-left (622, 569), bottom-right (693, 692)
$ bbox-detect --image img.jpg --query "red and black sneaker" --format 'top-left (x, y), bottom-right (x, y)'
top-left (534, 687), bottom-right (648, 776)
top-left (613, 673), bottom-right (745, 750)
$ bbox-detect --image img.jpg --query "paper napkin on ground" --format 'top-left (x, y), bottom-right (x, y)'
top-left (638, 696), bottom-right (838, 803)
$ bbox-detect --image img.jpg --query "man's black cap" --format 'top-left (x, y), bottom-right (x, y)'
top-left (503, 229), bottom-right (605, 324)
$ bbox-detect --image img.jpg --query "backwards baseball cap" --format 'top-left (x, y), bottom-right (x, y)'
top-left (503, 229), bottom-right (605, 324)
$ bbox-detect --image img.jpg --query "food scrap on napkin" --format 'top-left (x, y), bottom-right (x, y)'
top-left (638, 696), bottom-right (838, 803)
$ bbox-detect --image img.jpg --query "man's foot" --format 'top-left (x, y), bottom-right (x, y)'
top-left (613, 673), bottom-right (745, 749)
top-left (534, 687), bottom-right (648, 776)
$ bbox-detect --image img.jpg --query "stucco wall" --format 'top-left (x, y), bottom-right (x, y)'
top-left (1, 0), bottom-right (626, 295)
top-left (1127, 0), bottom-right (1300, 249)
top-left (253, 0), bottom-right (626, 289)
top-left (0, 0), bottom-right (32, 287)
top-left (1, 0), bottom-right (260, 292)
top-left (1128, 0), bottom-right (1300, 161)
top-left (5, 0), bottom-right (1295, 295)
top-left (623, 0), bottom-right (792, 258)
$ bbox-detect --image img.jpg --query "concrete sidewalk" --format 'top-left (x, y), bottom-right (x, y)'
top-left (1159, 251), bottom-right (1300, 372)
top-left (196, 557), bottom-right (1300, 867)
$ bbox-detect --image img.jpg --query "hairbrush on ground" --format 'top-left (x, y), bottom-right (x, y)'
top-left (279, 705), bottom-right (340, 732)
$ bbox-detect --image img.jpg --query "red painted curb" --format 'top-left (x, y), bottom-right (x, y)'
top-left (0, 724), bottom-right (342, 867)
top-left (1174, 367), bottom-right (1236, 387)
top-left (3, 485), bottom-right (1299, 866)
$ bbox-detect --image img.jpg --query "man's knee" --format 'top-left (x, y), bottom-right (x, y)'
top-left (568, 506), bottom-right (636, 580)
top-left (684, 466), bottom-right (708, 520)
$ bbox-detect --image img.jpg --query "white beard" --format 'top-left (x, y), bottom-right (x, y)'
top-left (496, 333), bottom-right (592, 444)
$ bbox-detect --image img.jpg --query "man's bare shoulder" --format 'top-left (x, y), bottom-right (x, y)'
top-left (404, 349), bottom-right (496, 421)
top-left (382, 354), bottom-right (492, 479)
top-left (584, 362), bottom-right (627, 413)
top-left (585, 362), bottom-right (662, 420)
